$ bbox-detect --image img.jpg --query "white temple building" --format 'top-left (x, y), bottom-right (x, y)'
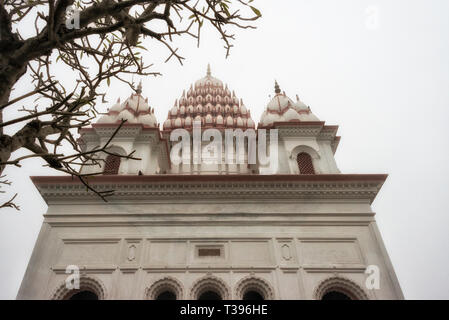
top-left (17, 65), bottom-right (403, 300)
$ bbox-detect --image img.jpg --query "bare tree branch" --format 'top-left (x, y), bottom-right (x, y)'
top-left (0, 0), bottom-right (261, 206)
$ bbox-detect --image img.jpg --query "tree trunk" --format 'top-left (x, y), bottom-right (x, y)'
top-left (0, 52), bottom-right (28, 174)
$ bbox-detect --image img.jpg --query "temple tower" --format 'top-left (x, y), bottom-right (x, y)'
top-left (17, 66), bottom-right (403, 300)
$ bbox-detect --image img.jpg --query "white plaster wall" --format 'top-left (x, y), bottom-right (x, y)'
top-left (16, 200), bottom-right (403, 300)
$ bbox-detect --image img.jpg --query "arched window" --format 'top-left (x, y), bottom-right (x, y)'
top-left (52, 276), bottom-right (106, 300)
top-left (297, 152), bottom-right (315, 174)
top-left (68, 290), bottom-right (99, 300)
top-left (322, 291), bottom-right (352, 300)
top-left (156, 291), bottom-right (177, 300)
top-left (103, 154), bottom-right (121, 175)
top-left (243, 290), bottom-right (264, 300)
top-left (190, 275), bottom-right (230, 300)
top-left (198, 290), bottom-right (222, 300)
top-left (235, 276), bottom-right (274, 300)
top-left (145, 277), bottom-right (184, 300)
top-left (314, 277), bottom-right (369, 300)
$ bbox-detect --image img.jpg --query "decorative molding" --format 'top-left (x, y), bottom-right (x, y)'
top-left (278, 126), bottom-right (323, 137)
top-left (52, 266), bottom-right (116, 274)
top-left (234, 275), bottom-right (275, 300)
top-left (313, 276), bottom-right (369, 300)
top-left (189, 275), bottom-right (230, 300)
top-left (281, 244), bottom-right (292, 261)
top-left (143, 266), bottom-right (276, 272)
top-left (47, 220), bottom-right (372, 228)
top-left (31, 174), bottom-right (386, 204)
top-left (50, 275), bottom-right (107, 300)
top-left (302, 266), bottom-right (366, 273)
top-left (62, 238), bottom-right (121, 244)
top-left (145, 276), bottom-right (184, 300)
top-left (275, 124), bottom-right (339, 145)
top-left (127, 244), bottom-right (136, 261)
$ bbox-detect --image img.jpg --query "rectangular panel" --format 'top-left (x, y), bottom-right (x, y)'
top-left (230, 241), bottom-right (272, 265)
top-left (198, 248), bottom-right (221, 257)
top-left (120, 239), bottom-right (142, 265)
top-left (57, 240), bottom-right (119, 265)
top-left (300, 240), bottom-right (362, 265)
top-left (148, 241), bottom-right (187, 265)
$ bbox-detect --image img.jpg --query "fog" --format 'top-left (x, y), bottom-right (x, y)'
top-left (1, 0), bottom-right (448, 299)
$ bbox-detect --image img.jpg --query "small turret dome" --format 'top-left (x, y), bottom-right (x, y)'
top-left (283, 108), bottom-right (301, 122)
top-left (179, 106), bottom-right (186, 115)
top-left (299, 112), bottom-right (320, 122)
top-left (205, 114), bottom-right (213, 124)
top-left (97, 114), bottom-right (116, 123)
top-left (95, 81), bottom-right (160, 128)
top-left (174, 117), bottom-right (183, 128)
top-left (226, 115), bottom-right (234, 126)
top-left (240, 104), bottom-right (247, 114)
top-left (236, 117), bottom-right (244, 127)
top-left (138, 113), bottom-right (157, 127)
top-left (118, 109), bottom-right (136, 123)
top-left (185, 116), bottom-right (193, 127)
top-left (163, 119), bottom-right (172, 129)
top-left (259, 81), bottom-right (320, 127)
top-left (293, 94), bottom-right (308, 112)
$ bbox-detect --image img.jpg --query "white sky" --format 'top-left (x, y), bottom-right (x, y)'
top-left (1, 0), bottom-right (449, 299)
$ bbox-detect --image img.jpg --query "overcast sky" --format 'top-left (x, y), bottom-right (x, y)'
top-left (1, 0), bottom-right (449, 299)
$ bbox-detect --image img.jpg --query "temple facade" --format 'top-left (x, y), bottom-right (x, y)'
top-left (17, 66), bottom-right (403, 300)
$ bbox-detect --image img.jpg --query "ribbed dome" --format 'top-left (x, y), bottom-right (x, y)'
top-left (259, 81), bottom-right (320, 127)
top-left (283, 108), bottom-right (301, 121)
top-left (163, 64), bottom-right (255, 130)
top-left (293, 94), bottom-right (308, 112)
top-left (267, 94), bottom-right (294, 112)
top-left (96, 81), bottom-right (158, 128)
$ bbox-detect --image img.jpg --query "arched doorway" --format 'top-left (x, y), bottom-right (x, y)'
top-left (146, 277), bottom-right (184, 300)
top-left (321, 290), bottom-right (352, 300)
top-left (155, 290), bottom-right (177, 300)
top-left (190, 275), bottom-right (230, 300)
top-left (198, 290), bottom-right (222, 300)
top-left (235, 276), bottom-right (274, 300)
top-left (68, 290), bottom-right (99, 300)
top-left (314, 277), bottom-right (369, 300)
top-left (242, 290), bottom-right (264, 300)
top-left (52, 276), bottom-right (106, 300)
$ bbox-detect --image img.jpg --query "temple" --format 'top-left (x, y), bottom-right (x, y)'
top-left (17, 65), bottom-right (403, 300)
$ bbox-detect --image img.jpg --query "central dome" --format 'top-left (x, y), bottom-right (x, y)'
top-left (163, 64), bottom-right (255, 131)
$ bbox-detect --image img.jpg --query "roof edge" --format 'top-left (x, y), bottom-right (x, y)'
top-left (31, 173), bottom-right (388, 185)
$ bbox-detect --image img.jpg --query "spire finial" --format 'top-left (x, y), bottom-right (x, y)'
top-left (207, 63), bottom-right (211, 76)
top-left (274, 80), bottom-right (281, 94)
top-left (136, 80), bottom-right (142, 95)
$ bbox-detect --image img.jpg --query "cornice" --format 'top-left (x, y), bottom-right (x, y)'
top-left (273, 123), bottom-right (340, 153)
top-left (31, 174), bottom-right (387, 204)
